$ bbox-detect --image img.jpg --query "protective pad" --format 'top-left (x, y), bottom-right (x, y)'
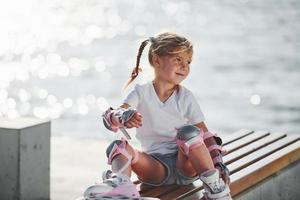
top-left (106, 138), bottom-right (139, 173)
top-left (176, 125), bottom-right (205, 155)
top-left (102, 107), bottom-right (137, 132)
top-left (203, 131), bottom-right (223, 145)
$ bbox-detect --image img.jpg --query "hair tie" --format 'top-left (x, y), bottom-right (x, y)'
top-left (149, 37), bottom-right (155, 43)
top-left (131, 67), bottom-right (142, 78)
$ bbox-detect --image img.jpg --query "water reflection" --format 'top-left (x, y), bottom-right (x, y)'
top-left (0, 0), bottom-right (299, 137)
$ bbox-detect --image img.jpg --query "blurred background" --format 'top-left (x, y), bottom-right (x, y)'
top-left (0, 0), bottom-right (299, 198)
top-left (1, 0), bottom-right (300, 138)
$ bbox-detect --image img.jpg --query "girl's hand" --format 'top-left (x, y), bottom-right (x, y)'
top-left (124, 112), bottom-right (143, 128)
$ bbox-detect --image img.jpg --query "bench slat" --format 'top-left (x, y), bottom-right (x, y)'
top-left (222, 129), bottom-right (254, 145)
top-left (223, 132), bottom-right (286, 165)
top-left (180, 140), bottom-right (300, 200)
top-left (159, 181), bottom-right (202, 200)
top-left (230, 140), bottom-right (300, 196)
top-left (224, 131), bottom-right (269, 153)
top-left (227, 134), bottom-right (299, 174)
top-left (139, 184), bottom-right (179, 197)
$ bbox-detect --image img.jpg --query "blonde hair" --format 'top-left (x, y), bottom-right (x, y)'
top-left (124, 32), bottom-right (193, 89)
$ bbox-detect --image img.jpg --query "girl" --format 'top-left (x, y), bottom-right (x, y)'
top-left (84, 32), bottom-right (231, 200)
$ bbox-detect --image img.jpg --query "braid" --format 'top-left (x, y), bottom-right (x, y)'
top-left (124, 39), bottom-right (150, 90)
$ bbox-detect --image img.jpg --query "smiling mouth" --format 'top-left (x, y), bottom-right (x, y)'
top-left (175, 73), bottom-right (185, 76)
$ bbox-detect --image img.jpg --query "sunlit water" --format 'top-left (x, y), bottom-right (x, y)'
top-left (0, 0), bottom-right (299, 142)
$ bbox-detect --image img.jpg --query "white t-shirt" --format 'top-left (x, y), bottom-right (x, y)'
top-left (123, 82), bottom-right (205, 154)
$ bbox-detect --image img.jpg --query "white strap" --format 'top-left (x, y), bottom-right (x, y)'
top-left (208, 144), bottom-right (222, 152)
top-left (213, 155), bottom-right (223, 165)
top-left (207, 184), bottom-right (231, 199)
top-left (185, 135), bottom-right (202, 148)
top-left (115, 149), bottom-right (132, 174)
top-left (203, 131), bottom-right (216, 140)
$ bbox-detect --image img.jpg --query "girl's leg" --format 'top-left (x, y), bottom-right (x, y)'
top-left (176, 143), bottom-right (214, 177)
top-left (84, 140), bottom-right (167, 199)
top-left (175, 125), bottom-right (232, 199)
top-left (112, 141), bottom-right (167, 185)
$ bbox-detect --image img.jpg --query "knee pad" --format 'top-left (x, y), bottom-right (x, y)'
top-left (106, 138), bottom-right (139, 173)
top-left (176, 125), bottom-right (205, 155)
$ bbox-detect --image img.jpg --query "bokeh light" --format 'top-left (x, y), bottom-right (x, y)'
top-left (38, 89), bottom-right (48, 99)
top-left (63, 98), bottom-right (73, 108)
top-left (18, 89), bottom-right (31, 102)
top-left (250, 94), bottom-right (261, 105)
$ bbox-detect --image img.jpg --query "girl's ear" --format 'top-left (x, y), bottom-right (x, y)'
top-left (152, 54), bottom-right (161, 68)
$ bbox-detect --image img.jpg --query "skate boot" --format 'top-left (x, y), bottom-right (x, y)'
top-left (102, 169), bottom-right (113, 181)
top-left (200, 169), bottom-right (232, 200)
top-left (83, 172), bottom-right (140, 200)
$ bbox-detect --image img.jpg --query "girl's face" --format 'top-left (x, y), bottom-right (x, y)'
top-left (154, 49), bottom-right (193, 85)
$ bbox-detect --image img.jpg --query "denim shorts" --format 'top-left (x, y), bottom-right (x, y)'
top-left (139, 151), bottom-right (198, 186)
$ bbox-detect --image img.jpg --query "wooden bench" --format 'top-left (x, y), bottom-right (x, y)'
top-left (133, 129), bottom-right (300, 200)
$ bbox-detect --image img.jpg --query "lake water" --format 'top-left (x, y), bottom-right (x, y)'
top-left (0, 0), bottom-right (299, 142)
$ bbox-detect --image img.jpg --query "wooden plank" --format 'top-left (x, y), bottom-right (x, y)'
top-left (164, 134), bottom-right (299, 199)
top-left (222, 129), bottom-right (254, 145)
top-left (227, 135), bottom-right (300, 174)
top-left (230, 140), bottom-right (300, 196)
top-left (223, 132), bottom-right (286, 165)
top-left (140, 184), bottom-right (180, 197)
top-left (180, 139), bottom-right (300, 200)
top-left (159, 180), bottom-right (203, 200)
top-left (224, 131), bottom-right (270, 154)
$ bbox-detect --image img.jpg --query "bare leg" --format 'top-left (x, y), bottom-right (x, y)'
top-left (176, 149), bottom-right (197, 177)
top-left (84, 141), bottom-right (168, 199)
top-left (176, 144), bottom-right (214, 176)
top-left (111, 142), bottom-right (167, 185)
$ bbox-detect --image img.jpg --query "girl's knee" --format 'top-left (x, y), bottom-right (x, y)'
top-left (176, 125), bottom-right (205, 155)
top-left (125, 142), bottom-right (140, 165)
top-left (124, 142), bottom-right (135, 156)
top-left (106, 139), bottom-right (138, 164)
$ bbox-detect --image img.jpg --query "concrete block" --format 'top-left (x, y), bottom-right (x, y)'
top-left (234, 160), bottom-right (300, 200)
top-left (0, 117), bottom-right (51, 200)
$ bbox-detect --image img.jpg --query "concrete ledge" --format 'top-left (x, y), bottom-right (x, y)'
top-left (0, 117), bottom-right (49, 130)
top-left (234, 160), bottom-right (300, 200)
top-left (0, 117), bottom-right (51, 200)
